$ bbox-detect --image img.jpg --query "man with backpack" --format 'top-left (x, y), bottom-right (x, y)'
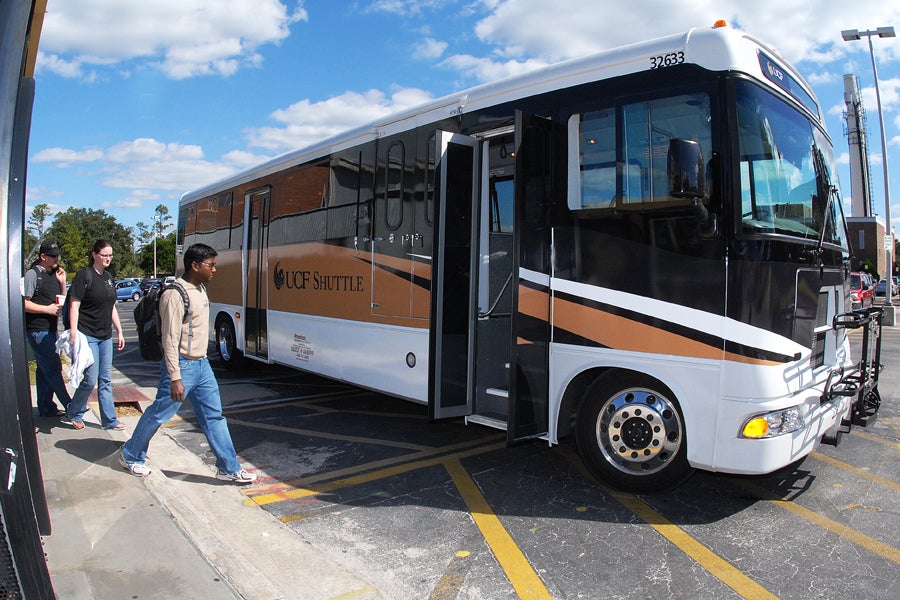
top-left (120, 243), bottom-right (256, 484)
top-left (23, 239), bottom-right (71, 417)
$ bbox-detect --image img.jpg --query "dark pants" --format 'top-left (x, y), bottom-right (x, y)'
top-left (27, 329), bottom-right (72, 416)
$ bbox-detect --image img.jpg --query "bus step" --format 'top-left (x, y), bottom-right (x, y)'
top-left (821, 418), bottom-right (852, 447)
top-left (486, 387), bottom-right (509, 398)
top-left (466, 414), bottom-right (508, 431)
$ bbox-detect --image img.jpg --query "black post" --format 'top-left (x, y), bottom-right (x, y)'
top-left (0, 0), bottom-right (56, 596)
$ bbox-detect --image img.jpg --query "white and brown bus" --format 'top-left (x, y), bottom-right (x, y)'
top-left (176, 22), bottom-right (883, 492)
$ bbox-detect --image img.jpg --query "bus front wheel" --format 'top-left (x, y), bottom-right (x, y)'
top-left (575, 372), bottom-right (692, 493)
top-left (216, 316), bottom-right (243, 370)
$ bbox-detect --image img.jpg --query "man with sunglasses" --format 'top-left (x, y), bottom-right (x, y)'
top-left (120, 243), bottom-right (256, 484)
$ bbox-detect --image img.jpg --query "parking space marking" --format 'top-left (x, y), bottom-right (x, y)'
top-left (849, 429), bottom-right (900, 451)
top-left (247, 441), bottom-right (508, 507)
top-left (444, 460), bottom-right (552, 600)
top-left (734, 481), bottom-right (900, 565)
top-left (560, 450), bottom-right (778, 600)
top-left (811, 451), bottom-right (900, 493)
top-left (427, 550), bottom-right (473, 600)
top-left (227, 417), bottom-right (433, 451)
top-left (244, 434), bottom-right (505, 497)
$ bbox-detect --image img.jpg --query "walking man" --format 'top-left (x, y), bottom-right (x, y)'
top-left (120, 243), bottom-right (256, 483)
top-left (24, 239), bottom-right (72, 417)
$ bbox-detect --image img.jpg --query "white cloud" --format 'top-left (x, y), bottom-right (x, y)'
top-left (413, 38), bottom-right (449, 60)
top-left (31, 147), bottom-right (104, 166)
top-left (438, 53), bottom-right (550, 84)
top-left (471, 0), bottom-right (900, 66)
top-left (365, 0), bottom-right (446, 16)
top-left (245, 87), bottom-right (435, 152)
top-left (37, 0), bottom-right (308, 80)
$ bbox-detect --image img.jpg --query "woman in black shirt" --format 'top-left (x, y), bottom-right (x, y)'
top-left (65, 239), bottom-right (126, 430)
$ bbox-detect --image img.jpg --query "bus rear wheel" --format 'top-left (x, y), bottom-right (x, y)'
top-left (216, 316), bottom-right (243, 370)
top-left (575, 372), bottom-right (692, 493)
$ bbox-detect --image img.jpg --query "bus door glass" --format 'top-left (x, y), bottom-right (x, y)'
top-left (508, 111), bottom-right (560, 442)
top-left (429, 131), bottom-right (478, 420)
top-left (372, 135), bottom-right (416, 317)
top-left (471, 132), bottom-right (516, 425)
top-left (243, 188), bottom-right (270, 360)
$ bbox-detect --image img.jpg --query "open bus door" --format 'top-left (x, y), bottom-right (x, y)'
top-left (429, 131), bottom-right (478, 419)
top-left (507, 111), bottom-right (559, 443)
top-left (242, 187), bottom-right (270, 361)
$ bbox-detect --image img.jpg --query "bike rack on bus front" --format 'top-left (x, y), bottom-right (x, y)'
top-left (821, 306), bottom-right (884, 445)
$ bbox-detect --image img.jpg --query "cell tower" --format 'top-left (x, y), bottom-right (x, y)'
top-left (843, 74), bottom-right (874, 217)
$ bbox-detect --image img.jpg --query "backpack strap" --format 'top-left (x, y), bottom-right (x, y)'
top-left (164, 282), bottom-right (193, 347)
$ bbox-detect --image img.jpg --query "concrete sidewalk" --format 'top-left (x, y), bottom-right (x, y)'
top-left (36, 380), bottom-right (382, 600)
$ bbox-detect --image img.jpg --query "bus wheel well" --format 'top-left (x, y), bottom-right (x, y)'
top-left (557, 367), bottom-right (613, 439)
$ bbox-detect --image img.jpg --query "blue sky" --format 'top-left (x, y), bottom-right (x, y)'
top-left (27, 0), bottom-right (900, 240)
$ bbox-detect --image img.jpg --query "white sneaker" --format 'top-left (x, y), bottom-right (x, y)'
top-left (215, 468), bottom-right (257, 484)
top-left (119, 450), bottom-right (151, 477)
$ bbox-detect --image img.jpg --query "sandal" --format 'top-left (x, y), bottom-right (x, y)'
top-left (108, 423), bottom-right (126, 431)
top-left (71, 420), bottom-right (85, 430)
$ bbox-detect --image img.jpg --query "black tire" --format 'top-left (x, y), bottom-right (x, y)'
top-left (215, 316), bottom-right (243, 370)
top-left (132, 292), bottom-right (140, 301)
top-left (575, 371), bottom-right (692, 493)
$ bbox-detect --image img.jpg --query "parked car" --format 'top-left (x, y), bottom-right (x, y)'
top-left (115, 280), bottom-right (143, 302)
top-left (893, 276), bottom-right (899, 296)
top-left (140, 277), bottom-right (162, 293)
top-left (850, 272), bottom-right (874, 309)
top-left (875, 279), bottom-right (889, 296)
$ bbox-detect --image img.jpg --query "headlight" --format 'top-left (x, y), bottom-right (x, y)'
top-left (740, 408), bottom-right (803, 438)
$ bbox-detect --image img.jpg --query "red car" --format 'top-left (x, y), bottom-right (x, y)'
top-left (850, 272), bottom-right (874, 309)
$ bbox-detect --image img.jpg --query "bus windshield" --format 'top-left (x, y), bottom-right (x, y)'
top-left (736, 81), bottom-right (847, 250)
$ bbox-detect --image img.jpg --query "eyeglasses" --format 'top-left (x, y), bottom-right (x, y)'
top-left (197, 262), bottom-right (217, 269)
top-left (98, 253), bottom-right (113, 258)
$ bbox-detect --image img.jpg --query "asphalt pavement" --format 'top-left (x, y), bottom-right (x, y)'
top-left (35, 371), bottom-right (383, 600)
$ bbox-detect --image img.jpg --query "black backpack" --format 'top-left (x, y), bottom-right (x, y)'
top-left (134, 282), bottom-right (191, 362)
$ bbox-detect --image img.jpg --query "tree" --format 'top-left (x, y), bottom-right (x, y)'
top-left (45, 208), bottom-right (136, 279)
top-left (138, 231), bottom-right (177, 275)
top-left (26, 203), bottom-right (52, 240)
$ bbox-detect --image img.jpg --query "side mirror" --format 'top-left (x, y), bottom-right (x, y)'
top-left (668, 138), bottom-right (717, 238)
top-left (668, 138), bottom-right (707, 200)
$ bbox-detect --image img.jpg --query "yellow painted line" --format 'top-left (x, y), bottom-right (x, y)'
top-left (849, 429), bottom-right (900, 451)
top-left (428, 550), bottom-right (472, 600)
top-left (245, 434), bottom-right (504, 497)
top-left (444, 460), bottom-right (552, 600)
top-left (605, 487), bottom-right (777, 600)
top-left (735, 481), bottom-right (900, 566)
top-left (248, 441), bottom-right (508, 506)
top-left (559, 449), bottom-right (777, 600)
top-left (161, 414), bottom-right (186, 428)
top-left (810, 451), bottom-right (900, 493)
top-left (227, 417), bottom-right (432, 451)
top-left (323, 585), bottom-right (377, 600)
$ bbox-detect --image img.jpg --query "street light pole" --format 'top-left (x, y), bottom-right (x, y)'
top-left (152, 214), bottom-right (158, 279)
top-left (842, 26), bottom-right (895, 307)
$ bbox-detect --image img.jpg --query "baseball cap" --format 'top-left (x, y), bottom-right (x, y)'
top-left (39, 240), bottom-right (62, 256)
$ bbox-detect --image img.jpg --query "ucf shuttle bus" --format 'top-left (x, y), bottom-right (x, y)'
top-left (176, 23), bottom-right (884, 492)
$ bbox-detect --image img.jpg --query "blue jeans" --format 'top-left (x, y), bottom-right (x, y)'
top-left (27, 330), bottom-right (72, 416)
top-left (67, 335), bottom-right (120, 428)
top-left (123, 357), bottom-right (241, 474)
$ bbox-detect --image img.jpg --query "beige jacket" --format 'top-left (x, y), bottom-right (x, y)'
top-left (160, 278), bottom-right (209, 381)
